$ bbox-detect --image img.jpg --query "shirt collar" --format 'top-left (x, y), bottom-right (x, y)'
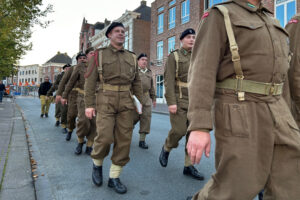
top-left (180, 47), bottom-right (191, 56)
top-left (233, 0), bottom-right (272, 14)
top-left (139, 67), bottom-right (148, 73)
top-left (109, 44), bottom-right (124, 53)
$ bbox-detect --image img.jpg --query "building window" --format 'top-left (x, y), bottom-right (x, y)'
top-left (35, 78), bottom-right (37, 82)
top-left (275, 0), bottom-right (296, 27)
top-left (22, 79), bottom-right (24, 83)
top-left (22, 71), bottom-right (24, 75)
top-left (26, 71), bottom-right (28, 75)
top-left (158, 13), bottom-right (164, 34)
top-left (169, 6), bottom-right (176, 29)
top-left (158, 6), bottom-right (164, 13)
top-left (28, 78), bottom-right (30, 82)
top-left (124, 31), bottom-right (129, 50)
top-left (169, 0), bottom-right (176, 6)
top-left (157, 41), bottom-right (164, 64)
top-left (40, 78), bottom-right (42, 83)
top-left (168, 36), bottom-right (176, 54)
top-left (156, 75), bottom-right (164, 98)
top-left (181, 0), bottom-right (190, 24)
top-left (29, 70), bottom-right (31, 74)
top-left (205, 0), bottom-right (227, 9)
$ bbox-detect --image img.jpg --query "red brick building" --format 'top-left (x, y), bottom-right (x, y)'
top-left (79, 18), bottom-right (110, 53)
top-left (150, 0), bottom-right (300, 103)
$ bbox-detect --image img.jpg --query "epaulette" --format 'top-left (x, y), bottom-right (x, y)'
top-left (126, 49), bottom-right (136, 55)
top-left (170, 49), bottom-right (179, 54)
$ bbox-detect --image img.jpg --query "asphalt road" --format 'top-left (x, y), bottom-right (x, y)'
top-left (16, 96), bottom-right (239, 200)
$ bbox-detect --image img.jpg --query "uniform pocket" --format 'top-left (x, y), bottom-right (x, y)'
top-left (124, 56), bottom-right (135, 80)
top-left (102, 57), bottom-right (118, 79)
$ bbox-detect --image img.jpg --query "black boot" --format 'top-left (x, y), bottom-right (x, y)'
top-left (159, 146), bottom-right (169, 167)
top-left (55, 121), bottom-right (60, 127)
top-left (258, 190), bottom-right (264, 200)
top-left (92, 164), bottom-right (102, 186)
top-left (186, 196), bottom-right (193, 200)
top-left (183, 166), bottom-right (204, 180)
top-left (139, 141), bottom-right (148, 149)
top-left (108, 178), bottom-right (127, 194)
top-left (40, 114), bottom-right (44, 118)
top-left (75, 143), bottom-right (84, 155)
top-left (45, 113), bottom-right (48, 118)
top-left (62, 128), bottom-right (68, 134)
top-left (85, 146), bottom-right (93, 155)
top-left (65, 131), bottom-right (72, 141)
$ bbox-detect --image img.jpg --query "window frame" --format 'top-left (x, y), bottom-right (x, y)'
top-left (275, 0), bottom-right (297, 27)
top-left (181, 0), bottom-right (190, 24)
top-left (168, 6), bottom-right (176, 30)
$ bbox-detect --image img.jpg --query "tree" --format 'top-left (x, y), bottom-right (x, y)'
top-left (0, 0), bottom-right (53, 79)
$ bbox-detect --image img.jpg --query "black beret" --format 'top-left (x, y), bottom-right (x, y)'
top-left (105, 22), bottom-right (125, 38)
top-left (180, 28), bottom-right (196, 40)
top-left (76, 52), bottom-right (86, 60)
top-left (137, 53), bottom-right (147, 60)
top-left (63, 64), bottom-right (71, 69)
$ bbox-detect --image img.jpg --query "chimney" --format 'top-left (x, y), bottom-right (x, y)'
top-left (104, 18), bottom-right (111, 26)
top-left (141, 0), bottom-right (146, 6)
top-left (57, 51), bottom-right (60, 54)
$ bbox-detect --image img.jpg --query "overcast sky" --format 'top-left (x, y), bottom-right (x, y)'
top-left (19, 0), bottom-right (155, 66)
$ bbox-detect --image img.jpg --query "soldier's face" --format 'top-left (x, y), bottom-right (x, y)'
top-left (45, 78), bottom-right (49, 82)
top-left (87, 51), bottom-right (94, 60)
top-left (109, 27), bottom-right (125, 46)
top-left (64, 67), bottom-right (70, 72)
top-left (181, 34), bottom-right (196, 50)
top-left (138, 57), bottom-right (148, 69)
top-left (77, 56), bottom-right (87, 64)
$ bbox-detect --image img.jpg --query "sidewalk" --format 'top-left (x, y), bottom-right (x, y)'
top-left (152, 103), bottom-right (169, 115)
top-left (0, 97), bottom-right (35, 200)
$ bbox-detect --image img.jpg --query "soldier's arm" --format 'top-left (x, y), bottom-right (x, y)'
top-left (84, 55), bottom-right (98, 109)
top-left (56, 69), bottom-right (72, 96)
top-left (62, 67), bottom-right (79, 99)
top-left (187, 8), bottom-right (227, 133)
top-left (46, 74), bottom-right (61, 96)
top-left (150, 75), bottom-right (156, 102)
top-left (164, 53), bottom-right (177, 106)
top-left (46, 85), bottom-right (55, 96)
top-left (132, 59), bottom-right (143, 104)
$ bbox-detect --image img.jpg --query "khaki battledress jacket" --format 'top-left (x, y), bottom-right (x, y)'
top-left (188, 1), bottom-right (300, 200)
top-left (84, 44), bottom-right (143, 166)
top-left (57, 66), bottom-right (78, 131)
top-left (164, 48), bottom-right (191, 150)
top-left (63, 63), bottom-right (96, 144)
top-left (133, 68), bottom-right (156, 134)
top-left (286, 14), bottom-right (300, 127)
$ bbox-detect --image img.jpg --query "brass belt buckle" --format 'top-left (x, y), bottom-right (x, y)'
top-left (238, 92), bottom-right (245, 101)
top-left (270, 85), bottom-right (275, 95)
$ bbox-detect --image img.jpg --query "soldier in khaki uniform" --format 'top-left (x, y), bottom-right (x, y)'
top-left (185, 1), bottom-right (300, 200)
top-left (286, 14), bottom-right (300, 128)
top-left (159, 29), bottom-right (204, 181)
top-left (85, 22), bottom-right (143, 194)
top-left (62, 49), bottom-right (96, 155)
top-left (47, 64), bottom-right (70, 128)
top-left (133, 53), bottom-right (156, 149)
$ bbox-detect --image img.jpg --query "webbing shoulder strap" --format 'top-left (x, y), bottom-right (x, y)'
top-left (97, 50), bottom-right (104, 83)
top-left (215, 5), bottom-right (243, 79)
top-left (132, 53), bottom-right (137, 74)
top-left (173, 51), bottom-right (179, 79)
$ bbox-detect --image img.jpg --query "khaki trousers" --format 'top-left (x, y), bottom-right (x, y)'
top-left (91, 91), bottom-right (135, 166)
top-left (40, 95), bottom-right (51, 114)
top-left (67, 91), bottom-right (78, 131)
top-left (133, 105), bottom-right (152, 134)
top-left (192, 97), bottom-right (300, 200)
top-left (76, 94), bottom-right (96, 146)
top-left (61, 104), bottom-right (68, 126)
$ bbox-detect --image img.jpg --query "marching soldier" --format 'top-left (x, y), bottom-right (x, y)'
top-left (56, 59), bottom-right (82, 136)
top-left (286, 14), bottom-right (300, 128)
top-left (159, 28), bottom-right (204, 180)
top-left (85, 22), bottom-right (143, 194)
top-left (38, 76), bottom-right (52, 118)
top-left (61, 48), bottom-right (96, 155)
top-left (133, 53), bottom-right (156, 149)
top-left (186, 0), bottom-right (300, 199)
top-left (47, 64), bottom-right (71, 128)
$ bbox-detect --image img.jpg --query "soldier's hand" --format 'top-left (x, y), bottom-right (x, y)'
top-left (55, 95), bottom-right (62, 104)
top-left (153, 100), bottom-right (156, 108)
top-left (85, 108), bottom-right (96, 119)
top-left (186, 131), bottom-right (211, 165)
top-left (61, 98), bottom-right (67, 105)
top-left (168, 105), bottom-right (177, 114)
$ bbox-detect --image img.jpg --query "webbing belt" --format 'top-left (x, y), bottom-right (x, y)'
top-left (176, 80), bottom-right (188, 88)
top-left (99, 84), bottom-right (131, 92)
top-left (215, 5), bottom-right (283, 100)
top-left (216, 79), bottom-right (283, 96)
top-left (74, 88), bottom-right (84, 95)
